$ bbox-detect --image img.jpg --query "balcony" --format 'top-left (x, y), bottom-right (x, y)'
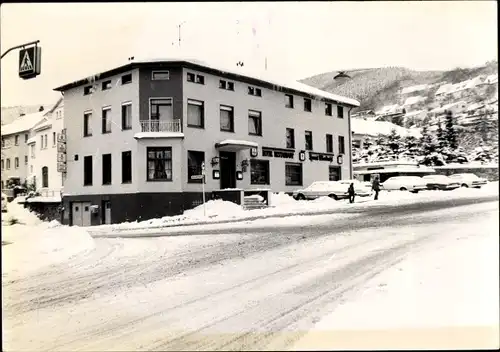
top-left (140, 119), bottom-right (182, 133)
top-left (135, 119), bottom-right (184, 140)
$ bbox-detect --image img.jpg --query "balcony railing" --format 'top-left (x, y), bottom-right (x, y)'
top-left (140, 120), bottom-right (182, 133)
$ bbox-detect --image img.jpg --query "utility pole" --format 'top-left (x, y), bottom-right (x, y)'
top-left (178, 21), bottom-right (187, 49)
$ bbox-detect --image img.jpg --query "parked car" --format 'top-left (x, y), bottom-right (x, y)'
top-left (292, 181), bottom-right (350, 201)
top-left (1, 193), bottom-right (7, 213)
top-left (381, 176), bottom-right (428, 193)
top-left (336, 179), bottom-right (373, 197)
top-left (448, 173), bottom-right (488, 188)
top-left (421, 175), bottom-right (460, 191)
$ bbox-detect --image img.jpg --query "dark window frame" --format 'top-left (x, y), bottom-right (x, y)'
top-left (83, 155), bottom-right (93, 186)
top-left (286, 128), bottom-right (295, 149)
top-left (83, 85), bottom-right (92, 95)
top-left (329, 166), bottom-right (341, 181)
top-left (195, 74), bottom-right (205, 84)
top-left (304, 98), bottom-right (312, 112)
top-left (146, 147), bottom-right (173, 182)
top-left (338, 135), bottom-right (346, 154)
top-left (285, 94), bottom-right (294, 108)
top-left (14, 135), bottom-right (19, 146)
top-left (248, 110), bottom-right (262, 136)
top-left (187, 150), bottom-right (205, 184)
top-left (102, 107), bottom-right (112, 134)
top-left (285, 162), bottom-right (303, 186)
top-left (187, 72), bottom-right (195, 82)
top-left (83, 111), bottom-right (92, 137)
top-left (102, 80), bottom-right (112, 90)
top-left (152, 70), bottom-right (170, 80)
top-left (337, 105), bottom-right (344, 119)
top-left (150, 98), bottom-right (173, 121)
top-left (102, 153), bottom-right (112, 185)
top-left (187, 99), bottom-right (205, 128)
top-left (121, 151), bottom-right (132, 184)
top-left (250, 159), bottom-right (270, 185)
top-left (121, 73), bottom-right (132, 85)
top-left (305, 130), bottom-right (313, 151)
top-left (42, 166), bottom-right (49, 187)
top-left (121, 102), bottom-right (132, 130)
top-left (325, 103), bottom-right (333, 116)
top-left (14, 157), bottom-right (19, 169)
top-left (326, 134), bottom-right (333, 153)
top-left (220, 105), bottom-right (235, 132)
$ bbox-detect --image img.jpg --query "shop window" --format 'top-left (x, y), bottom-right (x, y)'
top-left (250, 159), bottom-right (270, 185)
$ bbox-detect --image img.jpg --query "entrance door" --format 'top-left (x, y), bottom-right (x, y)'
top-left (82, 202), bottom-right (92, 227)
top-left (219, 151), bottom-right (236, 189)
top-left (329, 166), bottom-right (342, 181)
top-left (102, 201), bottom-right (112, 224)
top-left (72, 202), bottom-right (83, 226)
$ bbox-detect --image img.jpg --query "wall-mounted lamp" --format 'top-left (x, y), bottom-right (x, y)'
top-left (299, 151), bottom-right (306, 162)
top-left (337, 155), bottom-right (344, 165)
top-left (250, 147), bottom-right (258, 157)
top-left (211, 156), bottom-right (220, 167)
top-left (236, 171), bottom-right (243, 180)
top-left (213, 170), bottom-right (220, 179)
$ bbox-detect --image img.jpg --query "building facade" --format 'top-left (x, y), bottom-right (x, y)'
top-left (26, 98), bottom-right (65, 195)
top-left (54, 59), bottom-right (359, 226)
top-left (1, 110), bottom-right (48, 189)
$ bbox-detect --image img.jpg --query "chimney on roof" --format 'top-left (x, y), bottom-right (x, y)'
top-left (39, 106), bottom-right (44, 112)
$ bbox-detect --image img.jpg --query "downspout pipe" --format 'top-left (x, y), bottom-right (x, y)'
top-left (347, 106), bottom-right (354, 179)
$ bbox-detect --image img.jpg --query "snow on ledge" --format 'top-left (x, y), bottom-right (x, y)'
top-left (216, 139), bottom-right (259, 148)
top-left (134, 132), bottom-right (184, 139)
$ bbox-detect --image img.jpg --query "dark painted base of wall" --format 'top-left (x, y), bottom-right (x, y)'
top-left (24, 202), bottom-right (62, 222)
top-left (62, 192), bottom-right (215, 226)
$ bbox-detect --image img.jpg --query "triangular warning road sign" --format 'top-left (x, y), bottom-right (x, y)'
top-left (19, 51), bottom-right (34, 72)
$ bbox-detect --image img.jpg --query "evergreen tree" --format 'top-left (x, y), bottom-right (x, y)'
top-left (387, 129), bottom-right (402, 154)
top-left (478, 110), bottom-right (491, 142)
top-left (445, 110), bottom-right (458, 149)
top-left (420, 125), bottom-right (438, 156)
top-left (436, 120), bottom-right (446, 150)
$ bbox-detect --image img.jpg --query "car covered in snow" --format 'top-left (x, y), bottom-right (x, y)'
top-left (448, 173), bottom-right (488, 188)
top-left (421, 175), bottom-right (460, 191)
top-left (292, 181), bottom-right (350, 201)
top-left (380, 176), bottom-right (428, 193)
top-left (336, 179), bottom-right (373, 197)
top-left (1, 193), bottom-right (7, 213)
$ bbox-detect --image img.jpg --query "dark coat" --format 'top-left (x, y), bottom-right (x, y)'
top-left (348, 184), bottom-right (355, 195)
top-left (372, 179), bottom-right (380, 191)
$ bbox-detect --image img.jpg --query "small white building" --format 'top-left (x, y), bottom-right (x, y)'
top-left (403, 95), bottom-right (427, 111)
top-left (26, 98), bottom-right (65, 196)
top-left (351, 118), bottom-right (421, 149)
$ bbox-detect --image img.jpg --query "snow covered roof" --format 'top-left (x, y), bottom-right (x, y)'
top-left (376, 104), bottom-right (403, 116)
top-left (430, 101), bottom-right (467, 114)
top-left (54, 56), bottom-right (359, 107)
top-left (215, 139), bottom-right (259, 149)
top-left (478, 74), bottom-right (498, 85)
top-left (403, 96), bottom-right (426, 106)
top-left (466, 102), bottom-right (485, 111)
top-left (404, 110), bottom-right (425, 118)
top-left (435, 83), bottom-right (453, 96)
top-left (401, 84), bottom-right (428, 95)
top-left (1, 111), bottom-right (47, 136)
top-left (27, 137), bottom-right (36, 144)
top-left (351, 119), bottom-right (421, 138)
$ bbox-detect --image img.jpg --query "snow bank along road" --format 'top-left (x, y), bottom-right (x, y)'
top-left (3, 196), bottom-right (498, 351)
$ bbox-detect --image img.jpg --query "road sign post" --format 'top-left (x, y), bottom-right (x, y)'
top-left (201, 162), bottom-right (206, 217)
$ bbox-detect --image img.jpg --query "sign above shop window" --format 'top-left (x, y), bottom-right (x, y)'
top-left (262, 146), bottom-right (295, 159)
top-left (308, 151), bottom-right (335, 162)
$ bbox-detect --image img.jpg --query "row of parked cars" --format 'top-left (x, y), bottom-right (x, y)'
top-left (292, 173), bottom-right (488, 201)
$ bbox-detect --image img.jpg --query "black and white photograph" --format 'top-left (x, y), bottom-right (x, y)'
top-left (1, 1), bottom-right (498, 350)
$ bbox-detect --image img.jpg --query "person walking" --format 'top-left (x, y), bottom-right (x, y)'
top-left (348, 183), bottom-right (355, 204)
top-left (372, 176), bottom-right (381, 200)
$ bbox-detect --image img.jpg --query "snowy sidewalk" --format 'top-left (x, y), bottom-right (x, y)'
top-left (89, 183), bottom-right (499, 237)
top-left (290, 210), bottom-right (500, 350)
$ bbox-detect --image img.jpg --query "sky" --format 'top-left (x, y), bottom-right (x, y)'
top-left (0, 1), bottom-right (497, 107)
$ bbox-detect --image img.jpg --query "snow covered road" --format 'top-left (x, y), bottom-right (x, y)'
top-left (2, 196), bottom-right (499, 351)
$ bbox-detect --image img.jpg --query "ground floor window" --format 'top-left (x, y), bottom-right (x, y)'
top-left (188, 150), bottom-right (205, 183)
top-left (250, 159), bottom-right (270, 185)
top-left (285, 162), bottom-right (302, 186)
top-left (329, 166), bottom-right (341, 181)
top-left (147, 147), bottom-right (172, 181)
